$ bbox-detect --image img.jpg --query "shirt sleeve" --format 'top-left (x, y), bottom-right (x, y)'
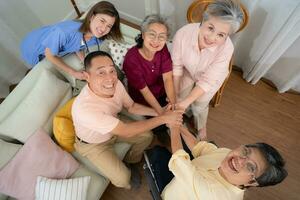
top-left (191, 141), bottom-right (218, 158)
top-left (196, 42), bottom-right (233, 94)
top-left (171, 27), bottom-right (185, 76)
top-left (123, 50), bottom-right (147, 90)
top-left (161, 45), bottom-right (172, 73)
top-left (168, 149), bottom-right (196, 188)
top-left (41, 27), bottom-right (67, 56)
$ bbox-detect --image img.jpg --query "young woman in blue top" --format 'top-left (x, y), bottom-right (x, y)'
top-left (20, 1), bottom-right (122, 80)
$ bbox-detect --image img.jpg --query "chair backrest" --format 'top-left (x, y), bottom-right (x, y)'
top-left (186, 0), bottom-right (249, 33)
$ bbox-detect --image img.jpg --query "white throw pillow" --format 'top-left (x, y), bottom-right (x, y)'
top-left (108, 40), bottom-right (134, 71)
top-left (35, 176), bottom-right (90, 200)
top-left (0, 69), bottom-right (71, 143)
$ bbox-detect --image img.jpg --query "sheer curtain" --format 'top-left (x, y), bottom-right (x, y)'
top-left (0, 1), bottom-right (39, 98)
top-left (233, 0), bottom-right (300, 93)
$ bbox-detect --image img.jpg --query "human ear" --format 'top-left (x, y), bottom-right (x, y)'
top-left (83, 71), bottom-right (90, 82)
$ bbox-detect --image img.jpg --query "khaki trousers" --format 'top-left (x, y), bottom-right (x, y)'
top-left (178, 70), bottom-right (210, 130)
top-left (74, 116), bottom-right (153, 189)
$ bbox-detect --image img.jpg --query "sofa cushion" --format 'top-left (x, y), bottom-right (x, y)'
top-left (35, 176), bottom-right (90, 200)
top-left (0, 69), bottom-right (71, 143)
top-left (0, 139), bottom-right (22, 169)
top-left (0, 129), bottom-right (79, 200)
top-left (71, 166), bottom-right (107, 200)
top-left (0, 139), bottom-right (22, 200)
top-left (53, 98), bottom-right (76, 152)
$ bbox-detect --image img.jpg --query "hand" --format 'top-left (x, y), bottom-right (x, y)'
top-left (161, 109), bottom-right (184, 127)
top-left (175, 101), bottom-right (188, 111)
top-left (72, 71), bottom-right (87, 80)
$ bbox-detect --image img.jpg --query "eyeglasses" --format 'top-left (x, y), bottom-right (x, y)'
top-left (145, 31), bottom-right (168, 42)
top-left (239, 145), bottom-right (258, 180)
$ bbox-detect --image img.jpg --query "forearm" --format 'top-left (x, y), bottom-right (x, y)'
top-left (180, 86), bottom-right (204, 108)
top-left (170, 127), bottom-right (183, 153)
top-left (163, 72), bottom-right (176, 105)
top-left (140, 87), bottom-right (164, 114)
top-left (127, 102), bottom-right (158, 117)
top-left (112, 116), bottom-right (164, 137)
top-left (180, 126), bottom-right (197, 151)
top-left (173, 75), bottom-right (182, 98)
top-left (45, 48), bottom-right (75, 74)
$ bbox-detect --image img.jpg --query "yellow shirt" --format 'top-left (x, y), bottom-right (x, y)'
top-left (161, 142), bottom-right (244, 200)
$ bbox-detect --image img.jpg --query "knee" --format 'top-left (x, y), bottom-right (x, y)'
top-left (142, 131), bottom-right (153, 145)
top-left (110, 167), bottom-right (131, 188)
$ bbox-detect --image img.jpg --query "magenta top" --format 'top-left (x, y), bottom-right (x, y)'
top-left (123, 45), bottom-right (172, 105)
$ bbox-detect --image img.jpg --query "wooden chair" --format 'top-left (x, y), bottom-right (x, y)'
top-left (186, 0), bottom-right (249, 107)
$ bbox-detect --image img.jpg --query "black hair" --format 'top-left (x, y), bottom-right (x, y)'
top-left (84, 50), bottom-right (114, 71)
top-left (135, 34), bottom-right (144, 48)
top-left (246, 143), bottom-right (288, 187)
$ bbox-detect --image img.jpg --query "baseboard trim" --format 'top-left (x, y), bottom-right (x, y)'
top-left (233, 65), bottom-right (300, 95)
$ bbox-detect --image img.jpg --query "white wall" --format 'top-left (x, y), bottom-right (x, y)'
top-left (159, 0), bottom-right (193, 36)
top-left (76, 0), bottom-right (146, 25)
top-left (0, 0), bottom-right (74, 98)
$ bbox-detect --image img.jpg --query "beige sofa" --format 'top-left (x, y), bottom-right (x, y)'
top-left (0, 24), bottom-right (140, 200)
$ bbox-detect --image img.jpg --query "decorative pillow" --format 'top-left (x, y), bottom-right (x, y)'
top-left (53, 98), bottom-right (76, 153)
top-left (108, 40), bottom-right (134, 84)
top-left (108, 40), bottom-right (134, 71)
top-left (0, 129), bottom-right (79, 200)
top-left (35, 176), bottom-right (90, 200)
top-left (0, 69), bottom-right (71, 143)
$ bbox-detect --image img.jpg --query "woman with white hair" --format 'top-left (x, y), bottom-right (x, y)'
top-left (172, 0), bottom-right (245, 140)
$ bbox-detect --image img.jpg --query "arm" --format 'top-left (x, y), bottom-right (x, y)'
top-left (177, 86), bottom-right (204, 110)
top-left (173, 75), bottom-right (182, 99)
top-left (45, 48), bottom-right (87, 80)
top-left (163, 71), bottom-right (176, 106)
top-left (170, 126), bottom-right (183, 153)
top-left (127, 102), bottom-right (158, 117)
top-left (111, 110), bottom-right (183, 138)
top-left (140, 86), bottom-right (164, 115)
top-left (180, 126), bottom-right (197, 151)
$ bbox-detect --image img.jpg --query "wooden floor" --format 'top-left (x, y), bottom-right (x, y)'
top-left (102, 70), bottom-right (300, 200)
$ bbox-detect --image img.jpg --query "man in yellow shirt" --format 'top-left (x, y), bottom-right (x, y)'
top-left (160, 126), bottom-right (287, 200)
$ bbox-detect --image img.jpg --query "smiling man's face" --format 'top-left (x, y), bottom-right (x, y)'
top-left (85, 55), bottom-right (118, 98)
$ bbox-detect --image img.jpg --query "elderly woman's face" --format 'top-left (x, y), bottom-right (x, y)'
top-left (219, 145), bottom-right (267, 187)
top-left (142, 23), bottom-right (168, 53)
top-left (198, 16), bottom-right (231, 49)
